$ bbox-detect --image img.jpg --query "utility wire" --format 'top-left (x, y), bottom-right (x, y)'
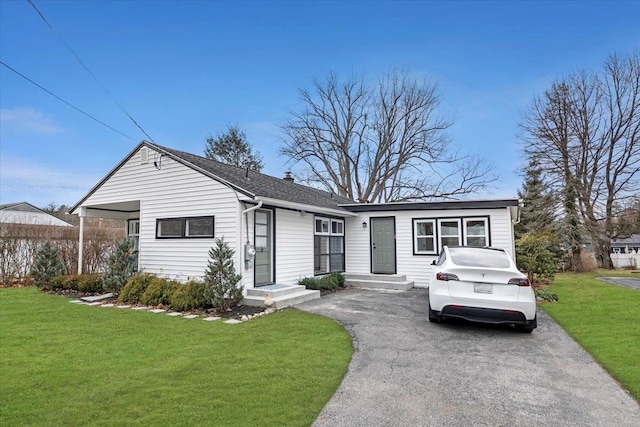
top-left (26, 0), bottom-right (156, 143)
top-left (1, 60), bottom-right (135, 140)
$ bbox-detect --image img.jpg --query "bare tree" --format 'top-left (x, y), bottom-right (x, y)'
top-left (204, 125), bottom-right (264, 172)
top-left (281, 70), bottom-right (495, 203)
top-left (521, 52), bottom-right (640, 270)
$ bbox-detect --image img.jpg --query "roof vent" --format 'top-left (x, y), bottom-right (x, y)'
top-left (140, 147), bottom-right (149, 164)
top-left (283, 171), bottom-right (294, 182)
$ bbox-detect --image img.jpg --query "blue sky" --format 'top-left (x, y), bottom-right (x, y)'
top-left (1, 0), bottom-right (638, 208)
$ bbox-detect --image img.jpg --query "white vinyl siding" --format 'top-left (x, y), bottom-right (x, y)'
top-left (345, 208), bottom-right (514, 287)
top-left (79, 146), bottom-right (241, 283)
top-left (274, 209), bottom-right (314, 285)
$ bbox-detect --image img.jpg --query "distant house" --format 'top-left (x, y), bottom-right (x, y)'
top-left (610, 235), bottom-right (640, 269)
top-left (70, 141), bottom-right (520, 294)
top-left (0, 202), bottom-right (73, 284)
top-left (0, 202), bottom-right (73, 227)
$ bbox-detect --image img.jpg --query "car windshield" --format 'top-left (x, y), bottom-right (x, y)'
top-left (448, 247), bottom-right (511, 268)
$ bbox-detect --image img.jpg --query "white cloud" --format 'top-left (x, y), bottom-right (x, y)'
top-left (0, 107), bottom-right (63, 135)
top-left (0, 158), bottom-right (96, 207)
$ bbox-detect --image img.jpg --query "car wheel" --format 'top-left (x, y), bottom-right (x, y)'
top-left (516, 316), bottom-right (537, 333)
top-left (428, 304), bottom-right (440, 323)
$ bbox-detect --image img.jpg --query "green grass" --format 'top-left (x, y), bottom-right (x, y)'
top-left (541, 270), bottom-right (640, 401)
top-left (0, 287), bottom-right (352, 426)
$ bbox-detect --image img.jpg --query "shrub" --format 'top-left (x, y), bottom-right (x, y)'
top-left (299, 273), bottom-right (345, 291)
top-left (78, 274), bottom-right (103, 294)
top-left (119, 274), bottom-right (155, 304)
top-left (535, 288), bottom-right (559, 302)
top-left (516, 232), bottom-right (560, 285)
top-left (30, 242), bottom-right (65, 290)
top-left (141, 277), bottom-right (180, 307)
top-left (170, 281), bottom-right (207, 312)
top-left (299, 277), bottom-right (320, 289)
top-left (101, 239), bottom-right (135, 294)
top-left (203, 238), bottom-right (243, 312)
top-left (63, 274), bottom-right (81, 291)
top-left (49, 275), bottom-right (66, 291)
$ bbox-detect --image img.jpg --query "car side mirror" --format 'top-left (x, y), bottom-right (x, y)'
top-left (431, 260), bottom-right (436, 265)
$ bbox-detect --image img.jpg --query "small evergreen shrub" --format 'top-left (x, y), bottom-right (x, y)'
top-left (101, 239), bottom-right (135, 294)
top-left (170, 281), bottom-right (207, 312)
top-left (299, 273), bottom-right (345, 291)
top-left (299, 277), bottom-right (320, 289)
top-left (141, 277), bottom-right (179, 307)
top-left (30, 242), bottom-right (65, 290)
top-left (535, 288), bottom-right (559, 302)
top-left (77, 274), bottom-right (103, 294)
top-left (63, 274), bottom-right (81, 291)
top-left (49, 275), bottom-right (66, 291)
top-left (119, 274), bottom-right (155, 304)
top-left (203, 238), bottom-right (243, 311)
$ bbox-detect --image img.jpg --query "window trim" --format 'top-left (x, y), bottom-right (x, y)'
top-left (463, 217), bottom-right (490, 247)
top-left (412, 215), bottom-right (491, 255)
top-left (438, 218), bottom-right (462, 249)
top-left (412, 218), bottom-right (437, 255)
top-left (314, 216), bottom-right (345, 275)
top-left (156, 216), bottom-right (214, 239)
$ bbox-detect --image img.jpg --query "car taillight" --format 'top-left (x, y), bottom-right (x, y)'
top-left (508, 278), bottom-right (531, 287)
top-left (436, 272), bottom-right (459, 281)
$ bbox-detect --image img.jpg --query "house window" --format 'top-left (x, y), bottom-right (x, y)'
top-left (314, 217), bottom-right (344, 274)
top-left (156, 216), bottom-right (214, 239)
top-left (414, 219), bottom-right (436, 254)
top-left (439, 219), bottom-right (461, 248)
top-left (463, 218), bottom-right (489, 247)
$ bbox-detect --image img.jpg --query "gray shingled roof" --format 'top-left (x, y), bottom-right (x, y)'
top-left (155, 143), bottom-right (355, 211)
top-left (611, 234), bottom-right (640, 246)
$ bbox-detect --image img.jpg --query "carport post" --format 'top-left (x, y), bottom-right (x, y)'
top-left (77, 208), bottom-right (85, 274)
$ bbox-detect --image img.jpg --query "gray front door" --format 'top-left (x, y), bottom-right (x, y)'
top-left (254, 210), bottom-right (272, 285)
top-left (371, 217), bottom-right (396, 274)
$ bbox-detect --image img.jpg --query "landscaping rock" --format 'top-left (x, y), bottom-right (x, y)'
top-left (203, 316), bottom-right (221, 321)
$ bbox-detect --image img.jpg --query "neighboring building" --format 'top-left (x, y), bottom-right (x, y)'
top-left (610, 234), bottom-right (640, 269)
top-left (0, 202), bottom-right (73, 227)
top-left (70, 141), bottom-right (520, 289)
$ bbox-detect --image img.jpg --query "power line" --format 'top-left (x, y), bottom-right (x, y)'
top-left (0, 60), bottom-right (135, 140)
top-left (26, 0), bottom-right (156, 143)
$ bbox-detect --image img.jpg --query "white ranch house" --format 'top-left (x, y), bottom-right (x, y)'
top-left (71, 142), bottom-right (520, 303)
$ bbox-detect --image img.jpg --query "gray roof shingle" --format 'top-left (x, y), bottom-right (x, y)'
top-left (155, 143), bottom-right (355, 211)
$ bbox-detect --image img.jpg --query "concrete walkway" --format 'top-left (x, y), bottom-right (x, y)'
top-left (297, 288), bottom-right (640, 427)
top-left (597, 276), bottom-right (640, 291)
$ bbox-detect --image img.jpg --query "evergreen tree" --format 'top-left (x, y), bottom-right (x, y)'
top-left (515, 157), bottom-right (557, 239)
top-left (204, 125), bottom-right (264, 172)
top-left (31, 242), bottom-right (65, 290)
top-left (203, 238), bottom-right (243, 312)
top-left (101, 239), bottom-right (135, 293)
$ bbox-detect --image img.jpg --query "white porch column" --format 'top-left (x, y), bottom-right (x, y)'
top-left (77, 207), bottom-right (86, 274)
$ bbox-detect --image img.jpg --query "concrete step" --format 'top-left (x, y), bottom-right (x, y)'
top-left (242, 289), bottom-right (321, 309)
top-left (246, 284), bottom-right (306, 298)
top-left (345, 279), bottom-right (414, 291)
top-left (344, 273), bottom-right (408, 282)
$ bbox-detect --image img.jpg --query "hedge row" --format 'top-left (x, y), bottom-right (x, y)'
top-left (118, 274), bottom-right (208, 311)
top-left (49, 274), bottom-right (103, 294)
top-left (298, 272), bottom-right (345, 290)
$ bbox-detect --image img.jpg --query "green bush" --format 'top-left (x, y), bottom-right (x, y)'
top-left (170, 281), bottom-right (207, 312)
top-left (141, 277), bottom-right (180, 307)
top-left (78, 274), bottom-right (103, 294)
top-left (516, 232), bottom-right (560, 285)
top-left (299, 273), bottom-right (345, 291)
top-left (119, 274), bottom-right (155, 304)
top-left (535, 288), bottom-right (559, 302)
top-left (101, 239), bottom-right (135, 294)
top-left (62, 275), bottom-right (81, 291)
top-left (49, 275), bottom-right (66, 291)
top-left (203, 238), bottom-right (243, 311)
top-left (30, 242), bottom-right (65, 290)
top-left (298, 277), bottom-right (321, 289)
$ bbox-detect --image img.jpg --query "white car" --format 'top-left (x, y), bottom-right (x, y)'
top-left (428, 246), bottom-right (537, 333)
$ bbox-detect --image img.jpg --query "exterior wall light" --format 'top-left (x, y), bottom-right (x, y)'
top-left (362, 221), bottom-right (367, 228)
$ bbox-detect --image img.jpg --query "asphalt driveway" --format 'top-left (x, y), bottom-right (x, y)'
top-left (597, 276), bottom-right (640, 291)
top-left (297, 288), bottom-right (640, 426)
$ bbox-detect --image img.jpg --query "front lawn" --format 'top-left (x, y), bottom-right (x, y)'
top-left (0, 287), bottom-right (352, 426)
top-left (541, 271), bottom-right (640, 401)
